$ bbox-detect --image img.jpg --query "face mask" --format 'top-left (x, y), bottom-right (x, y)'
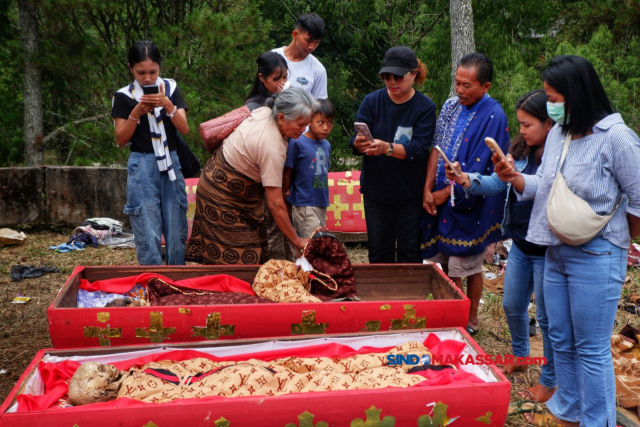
top-left (547, 101), bottom-right (569, 124)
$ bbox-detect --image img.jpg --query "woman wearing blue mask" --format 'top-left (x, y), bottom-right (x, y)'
top-left (494, 55), bottom-right (640, 426)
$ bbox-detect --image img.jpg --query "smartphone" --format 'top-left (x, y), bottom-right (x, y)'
top-left (354, 122), bottom-right (373, 142)
top-left (142, 85), bottom-right (159, 95)
top-left (484, 137), bottom-right (507, 162)
top-left (433, 145), bottom-right (461, 177)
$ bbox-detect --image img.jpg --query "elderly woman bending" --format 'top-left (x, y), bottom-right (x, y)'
top-left (187, 88), bottom-right (318, 264)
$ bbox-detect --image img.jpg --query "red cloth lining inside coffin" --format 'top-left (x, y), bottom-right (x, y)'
top-left (78, 273), bottom-right (255, 295)
top-left (16, 334), bottom-right (484, 412)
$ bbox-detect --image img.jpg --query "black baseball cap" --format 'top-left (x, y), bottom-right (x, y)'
top-left (379, 46), bottom-right (418, 75)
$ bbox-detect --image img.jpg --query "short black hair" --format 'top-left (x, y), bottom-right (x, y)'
top-left (314, 98), bottom-right (335, 119)
top-left (128, 41), bottom-right (162, 68)
top-left (542, 55), bottom-right (613, 136)
top-left (457, 52), bottom-right (493, 84)
top-left (296, 13), bottom-right (325, 40)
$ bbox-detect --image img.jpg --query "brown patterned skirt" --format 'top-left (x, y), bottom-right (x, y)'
top-left (186, 150), bottom-right (267, 265)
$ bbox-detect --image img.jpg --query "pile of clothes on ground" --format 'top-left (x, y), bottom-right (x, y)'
top-left (49, 218), bottom-right (135, 253)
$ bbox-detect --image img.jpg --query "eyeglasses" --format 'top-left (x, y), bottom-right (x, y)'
top-left (381, 71), bottom-right (410, 82)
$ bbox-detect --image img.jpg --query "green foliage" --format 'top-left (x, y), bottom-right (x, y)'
top-left (2, 0), bottom-right (640, 168)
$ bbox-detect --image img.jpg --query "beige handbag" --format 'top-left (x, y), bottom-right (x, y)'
top-left (252, 260), bottom-right (338, 303)
top-left (546, 133), bottom-right (620, 246)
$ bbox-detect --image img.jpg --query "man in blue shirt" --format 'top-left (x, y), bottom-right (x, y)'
top-left (422, 53), bottom-right (510, 335)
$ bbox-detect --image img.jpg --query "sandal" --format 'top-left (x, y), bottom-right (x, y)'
top-left (466, 323), bottom-right (479, 336)
top-left (518, 384), bottom-right (556, 403)
top-left (522, 413), bottom-right (579, 426)
top-left (507, 399), bottom-right (542, 416)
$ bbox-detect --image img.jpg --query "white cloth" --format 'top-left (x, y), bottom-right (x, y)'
top-left (116, 77), bottom-right (178, 181)
top-left (272, 47), bottom-right (327, 99)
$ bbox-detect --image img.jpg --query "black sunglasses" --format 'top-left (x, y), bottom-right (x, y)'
top-left (381, 72), bottom-right (410, 82)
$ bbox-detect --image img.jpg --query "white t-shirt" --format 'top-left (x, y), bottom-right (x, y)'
top-left (272, 47), bottom-right (328, 99)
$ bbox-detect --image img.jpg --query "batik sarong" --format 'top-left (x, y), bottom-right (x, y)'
top-left (186, 150), bottom-right (267, 264)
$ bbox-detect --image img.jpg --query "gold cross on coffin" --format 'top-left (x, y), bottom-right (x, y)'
top-left (326, 195), bottom-right (349, 220)
top-left (84, 326), bottom-right (122, 346)
top-left (390, 305), bottom-right (427, 330)
top-left (291, 310), bottom-right (328, 335)
top-left (84, 312), bottom-right (122, 346)
top-left (135, 312), bottom-right (176, 343)
top-left (191, 312), bottom-right (235, 340)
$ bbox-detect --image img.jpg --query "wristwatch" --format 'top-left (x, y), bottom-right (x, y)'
top-left (386, 142), bottom-right (394, 157)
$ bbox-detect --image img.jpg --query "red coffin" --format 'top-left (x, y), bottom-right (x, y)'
top-left (184, 171), bottom-right (367, 242)
top-left (0, 329), bottom-right (510, 426)
top-left (47, 264), bottom-right (470, 349)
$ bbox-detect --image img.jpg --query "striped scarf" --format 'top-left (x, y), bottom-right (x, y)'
top-left (117, 77), bottom-right (178, 181)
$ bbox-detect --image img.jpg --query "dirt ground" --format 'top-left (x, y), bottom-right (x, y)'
top-left (1, 230), bottom-right (639, 426)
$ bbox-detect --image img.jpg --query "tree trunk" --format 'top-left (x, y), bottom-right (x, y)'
top-left (18, 0), bottom-right (44, 166)
top-left (449, 0), bottom-right (475, 97)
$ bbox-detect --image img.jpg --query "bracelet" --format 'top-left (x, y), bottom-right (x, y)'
top-left (128, 115), bottom-right (140, 124)
top-left (167, 105), bottom-right (178, 118)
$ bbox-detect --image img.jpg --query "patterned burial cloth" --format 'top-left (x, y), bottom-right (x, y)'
top-left (147, 277), bottom-right (274, 306)
top-left (118, 341), bottom-right (433, 403)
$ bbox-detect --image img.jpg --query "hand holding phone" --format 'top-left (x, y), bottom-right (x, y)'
top-left (434, 145), bottom-right (461, 177)
top-left (142, 85), bottom-right (159, 95)
top-left (354, 122), bottom-right (373, 142)
top-left (484, 137), bottom-right (507, 162)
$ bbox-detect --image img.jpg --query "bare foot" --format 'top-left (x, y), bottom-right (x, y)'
top-left (518, 383), bottom-right (556, 403)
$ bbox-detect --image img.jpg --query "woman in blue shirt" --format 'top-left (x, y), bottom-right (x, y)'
top-left (494, 55), bottom-right (640, 427)
top-left (446, 90), bottom-right (555, 404)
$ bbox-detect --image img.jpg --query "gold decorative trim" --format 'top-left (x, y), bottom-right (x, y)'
top-left (390, 305), bottom-right (426, 330)
top-left (475, 412), bottom-right (492, 424)
top-left (350, 405), bottom-right (395, 426)
top-left (214, 417), bottom-right (231, 427)
top-left (84, 313), bottom-right (121, 346)
top-left (191, 312), bottom-right (235, 340)
top-left (285, 411), bottom-right (329, 427)
top-left (379, 305), bottom-right (392, 311)
top-left (417, 402), bottom-right (454, 426)
top-left (135, 312), bottom-right (176, 343)
top-left (363, 320), bottom-right (382, 332)
top-left (421, 223), bottom-right (502, 249)
top-left (291, 310), bottom-right (328, 335)
top-left (178, 307), bottom-right (191, 315)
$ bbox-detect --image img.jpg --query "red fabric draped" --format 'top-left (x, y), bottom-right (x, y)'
top-left (17, 334), bottom-right (486, 412)
top-left (78, 273), bottom-right (254, 295)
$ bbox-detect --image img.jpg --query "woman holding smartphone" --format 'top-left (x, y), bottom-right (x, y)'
top-left (494, 55), bottom-right (640, 426)
top-left (349, 46), bottom-right (436, 264)
top-left (445, 90), bottom-right (556, 404)
top-left (112, 40), bottom-right (190, 266)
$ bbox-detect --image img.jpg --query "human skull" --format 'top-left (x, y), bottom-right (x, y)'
top-left (68, 362), bottom-right (122, 406)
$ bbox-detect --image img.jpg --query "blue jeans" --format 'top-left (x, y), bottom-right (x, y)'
top-left (544, 237), bottom-right (626, 426)
top-left (123, 151), bottom-right (188, 265)
top-left (502, 243), bottom-right (555, 389)
top-left (364, 197), bottom-right (423, 263)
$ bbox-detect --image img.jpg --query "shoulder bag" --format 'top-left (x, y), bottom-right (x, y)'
top-left (199, 105), bottom-right (251, 154)
top-left (546, 132), bottom-right (621, 245)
